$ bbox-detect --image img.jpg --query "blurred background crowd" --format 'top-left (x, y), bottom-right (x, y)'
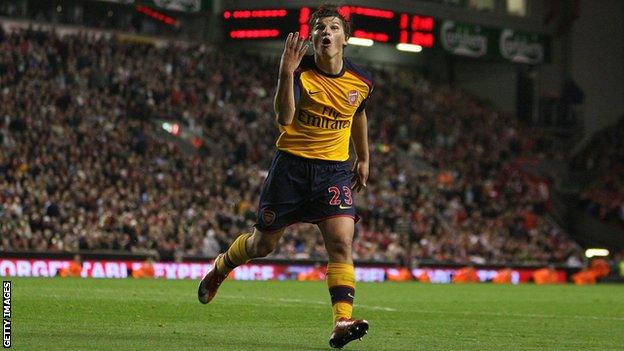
top-left (572, 116), bottom-right (624, 229)
top-left (3, 25), bottom-right (620, 266)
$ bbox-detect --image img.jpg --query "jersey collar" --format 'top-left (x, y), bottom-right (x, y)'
top-left (314, 58), bottom-right (345, 78)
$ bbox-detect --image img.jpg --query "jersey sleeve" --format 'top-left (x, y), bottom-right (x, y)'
top-left (356, 85), bottom-right (373, 113)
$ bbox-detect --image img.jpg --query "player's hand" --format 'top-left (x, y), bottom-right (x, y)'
top-left (279, 32), bottom-right (309, 77)
top-left (351, 160), bottom-right (369, 193)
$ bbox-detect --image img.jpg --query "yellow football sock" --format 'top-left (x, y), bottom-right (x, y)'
top-left (215, 233), bottom-right (252, 275)
top-left (326, 262), bottom-right (356, 324)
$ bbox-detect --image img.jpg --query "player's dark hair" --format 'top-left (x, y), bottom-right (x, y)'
top-left (309, 3), bottom-right (351, 39)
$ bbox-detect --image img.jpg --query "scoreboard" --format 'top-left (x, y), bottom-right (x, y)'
top-left (222, 6), bottom-right (435, 48)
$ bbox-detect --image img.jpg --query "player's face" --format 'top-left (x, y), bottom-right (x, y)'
top-left (311, 16), bottom-right (347, 58)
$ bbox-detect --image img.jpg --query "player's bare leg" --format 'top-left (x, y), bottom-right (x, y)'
top-left (319, 217), bottom-right (369, 348)
top-left (198, 228), bottom-right (285, 304)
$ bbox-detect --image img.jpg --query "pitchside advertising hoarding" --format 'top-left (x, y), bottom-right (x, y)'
top-left (0, 259), bottom-right (566, 284)
top-left (437, 19), bottom-right (551, 64)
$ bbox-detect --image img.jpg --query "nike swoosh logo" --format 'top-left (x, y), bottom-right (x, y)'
top-left (338, 204), bottom-right (352, 210)
top-left (309, 90), bottom-right (324, 95)
top-left (347, 293), bottom-right (355, 299)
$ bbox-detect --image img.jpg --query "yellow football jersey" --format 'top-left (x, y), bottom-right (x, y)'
top-left (276, 56), bottom-right (373, 161)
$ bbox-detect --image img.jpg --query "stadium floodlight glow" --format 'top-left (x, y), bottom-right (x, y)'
top-left (585, 248), bottom-right (609, 258)
top-left (347, 37), bottom-right (374, 47)
top-left (396, 43), bottom-right (422, 53)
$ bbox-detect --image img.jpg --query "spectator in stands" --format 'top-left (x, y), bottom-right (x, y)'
top-left (0, 27), bottom-right (583, 267)
top-left (573, 116), bottom-right (624, 228)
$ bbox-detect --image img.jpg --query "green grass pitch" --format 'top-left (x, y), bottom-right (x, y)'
top-left (10, 277), bottom-right (624, 350)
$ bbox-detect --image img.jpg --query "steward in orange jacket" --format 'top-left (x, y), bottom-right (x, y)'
top-left (453, 266), bottom-right (480, 283)
top-left (533, 267), bottom-right (559, 284)
top-left (493, 268), bottom-right (513, 284)
top-left (59, 255), bottom-right (83, 278)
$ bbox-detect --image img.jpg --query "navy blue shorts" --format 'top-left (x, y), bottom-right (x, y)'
top-left (255, 150), bottom-right (357, 232)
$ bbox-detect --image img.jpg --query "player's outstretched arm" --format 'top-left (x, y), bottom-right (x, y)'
top-left (274, 32), bottom-right (309, 126)
top-left (351, 109), bottom-right (369, 193)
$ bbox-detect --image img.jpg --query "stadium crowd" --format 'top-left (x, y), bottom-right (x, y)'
top-left (0, 26), bottom-right (583, 265)
top-left (571, 116), bottom-right (624, 228)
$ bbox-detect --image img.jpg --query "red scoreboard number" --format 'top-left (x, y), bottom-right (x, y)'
top-left (222, 6), bottom-right (435, 48)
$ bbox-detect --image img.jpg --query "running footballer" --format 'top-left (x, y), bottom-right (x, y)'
top-left (198, 4), bottom-right (373, 348)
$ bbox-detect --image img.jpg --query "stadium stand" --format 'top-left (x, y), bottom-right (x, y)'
top-left (571, 116), bottom-right (624, 228)
top-left (0, 26), bottom-right (583, 266)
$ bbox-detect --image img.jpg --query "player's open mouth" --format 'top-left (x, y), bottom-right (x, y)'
top-left (321, 38), bottom-right (331, 46)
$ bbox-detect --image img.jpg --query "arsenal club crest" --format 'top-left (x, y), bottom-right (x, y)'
top-left (347, 90), bottom-right (359, 106)
top-left (262, 209), bottom-right (276, 226)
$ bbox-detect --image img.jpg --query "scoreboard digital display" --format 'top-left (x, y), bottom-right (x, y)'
top-left (222, 6), bottom-right (435, 48)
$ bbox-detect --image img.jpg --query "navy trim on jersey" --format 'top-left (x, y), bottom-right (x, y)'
top-left (356, 98), bottom-right (368, 113)
top-left (344, 58), bottom-right (373, 91)
top-left (293, 71), bottom-right (302, 105)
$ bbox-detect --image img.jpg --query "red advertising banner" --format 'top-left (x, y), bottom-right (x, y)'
top-left (0, 259), bottom-right (567, 283)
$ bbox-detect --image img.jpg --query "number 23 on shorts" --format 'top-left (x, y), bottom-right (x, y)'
top-left (327, 186), bottom-right (353, 208)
